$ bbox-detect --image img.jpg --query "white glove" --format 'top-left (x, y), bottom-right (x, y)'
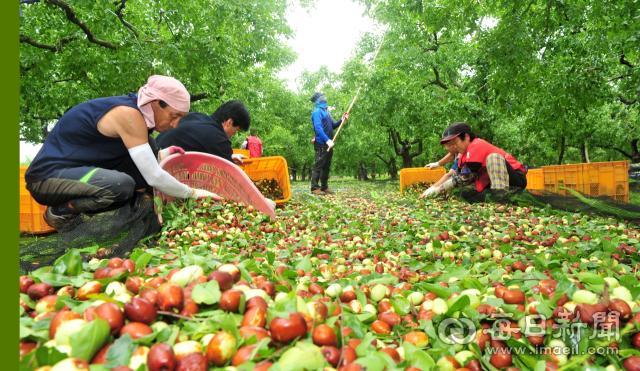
top-left (158, 146), bottom-right (185, 162)
top-left (421, 186), bottom-right (441, 198)
top-left (441, 178), bottom-right (455, 192)
top-left (265, 198), bottom-right (276, 211)
top-left (232, 154), bottom-right (248, 163)
top-left (191, 188), bottom-right (222, 201)
top-left (426, 162), bottom-right (442, 170)
top-left (326, 139), bottom-right (334, 148)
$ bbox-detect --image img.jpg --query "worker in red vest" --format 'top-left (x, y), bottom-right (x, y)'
top-left (241, 128), bottom-right (263, 158)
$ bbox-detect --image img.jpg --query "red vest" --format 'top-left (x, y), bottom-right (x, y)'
top-left (247, 136), bottom-right (262, 158)
top-left (458, 139), bottom-right (525, 192)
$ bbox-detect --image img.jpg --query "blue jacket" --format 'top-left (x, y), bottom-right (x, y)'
top-left (312, 106), bottom-right (342, 144)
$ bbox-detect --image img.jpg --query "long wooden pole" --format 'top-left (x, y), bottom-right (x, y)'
top-left (329, 33), bottom-right (387, 151)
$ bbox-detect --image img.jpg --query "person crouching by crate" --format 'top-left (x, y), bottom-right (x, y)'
top-left (156, 100), bottom-right (251, 165)
top-left (309, 91), bottom-right (349, 195)
top-left (156, 100), bottom-right (276, 211)
top-left (420, 140), bottom-right (460, 198)
top-left (422, 122), bottom-right (528, 198)
top-left (24, 75), bottom-right (221, 230)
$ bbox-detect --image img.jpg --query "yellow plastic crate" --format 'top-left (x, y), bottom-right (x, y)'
top-left (526, 169), bottom-right (544, 190)
top-left (238, 156), bottom-right (291, 207)
top-left (20, 166), bottom-right (55, 234)
top-left (399, 168), bottom-right (447, 193)
top-left (232, 149), bottom-right (251, 158)
top-left (542, 161), bottom-right (629, 202)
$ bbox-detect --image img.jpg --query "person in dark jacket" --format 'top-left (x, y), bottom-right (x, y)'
top-left (309, 91), bottom-right (348, 195)
top-left (156, 100), bottom-right (276, 210)
top-left (156, 100), bottom-right (251, 164)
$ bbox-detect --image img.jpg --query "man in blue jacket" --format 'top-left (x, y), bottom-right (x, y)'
top-left (309, 92), bottom-right (348, 195)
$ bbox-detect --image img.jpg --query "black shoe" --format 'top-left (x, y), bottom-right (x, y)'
top-left (43, 207), bottom-right (75, 230)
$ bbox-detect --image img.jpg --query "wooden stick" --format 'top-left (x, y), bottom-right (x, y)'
top-left (329, 33), bottom-right (387, 152)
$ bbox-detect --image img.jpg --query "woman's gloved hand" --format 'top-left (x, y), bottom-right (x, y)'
top-left (191, 188), bottom-right (222, 201)
top-left (265, 198), bottom-right (276, 211)
top-left (158, 146), bottom-right (185, 161)
top-left (421, 186), bottom-right (441, 198)
top-left (232, 154), bottom-right (248, 163)
top-left (425, 162), bottom-right (442, 170)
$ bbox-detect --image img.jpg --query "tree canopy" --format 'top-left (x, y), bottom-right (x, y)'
top-left (20, 0), bottom-right (640, 179)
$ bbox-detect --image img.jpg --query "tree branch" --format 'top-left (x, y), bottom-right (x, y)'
top-left (47, 0), bottom-right (118, 50)
top-left (597, 145), bottom-right (632, 159)
top-left (190, 93), bottom-right (207, 102)
top-left (608, 73), bottom-right (633, 82)
top-left (389, 130), bottom-right (403, 156)
top-left (476, 81), bottom-right (489, 92)
top-left (409, 139), bottom-right (423, 158)
top-left (20, 34), bottom-right (74, 53)
top-left (114, 0), bottom-right (139, 38)
top-left (520, 0), bottom-right (536, 20)
top-left (375, 154), bottom-right (390, 166)
top-left (53, 78), bottom-right (74, 84)
top-left (618, 94), bottom-right (638, 106)
top-left (424, 67), bottom-right (448, 90)
top-left (620, 54), bottom-right (634, 68)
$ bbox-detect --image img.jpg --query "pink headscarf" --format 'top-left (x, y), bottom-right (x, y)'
top-left (137, 75), bottom-right (191, 129)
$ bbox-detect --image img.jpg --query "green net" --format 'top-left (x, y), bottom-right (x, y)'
top-left (19, 192), bottom-right (160, 274)
top-left (455, 186), bottom-right (640, 222)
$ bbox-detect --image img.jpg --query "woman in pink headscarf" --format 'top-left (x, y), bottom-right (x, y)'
top-left (25, 75), bottom-right (220, 229)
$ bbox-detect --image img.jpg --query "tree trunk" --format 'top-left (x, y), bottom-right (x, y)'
top-left (632, 139), bottom-right (640, 164)
top-left (358, 162), bottom-right (369, 181)
top-left (389, 160), bottom-right (398, 181)
top-left (291, 163), bottom-right (298, 181)
top-left (584, 140), bottom-right (590, 163)
top-left (389, 129), bottom-right (423, 168)
top-left (301, 163), bottom-right (307, 181)
top-left (370, 163), bottom-right (376, 181)
top-left (375, 153), bottom-right (398, 181)
top-left (580, 144), bottom-right (588, 163)
top-left (558, 136), bottom-right (565, 165)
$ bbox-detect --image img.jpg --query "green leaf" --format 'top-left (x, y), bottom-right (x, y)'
top-left (403, 342), bottom-right (435, 370)
top-left (446, 295), bottom-right (470, 316)
top-left (135, 252), bottom-right (152, 272)
top-left (355, 288), bottom-right (367, 308)
top-left (278, 342), bottom-right (325, 371)
top-left (35, 345), bottom-right (67, 367)
top-left (104, 333), bottom-right (137, 368)
top-left (52, 249), bottom-right (83, 277)
top-left (70, 318), bottom-right (111, 362)
top-left (391, 296), bottom-right (411, 315)
top-left (295, 255), bottom-right (312, 272)
top-left (267, 250), bottom-right (275, 265)
top-left (191, 280), bottom-right (221, 305)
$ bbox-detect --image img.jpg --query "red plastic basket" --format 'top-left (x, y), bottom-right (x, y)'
top-left (154, 152), bottom-right (276, 222)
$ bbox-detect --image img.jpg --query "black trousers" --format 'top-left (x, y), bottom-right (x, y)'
top-left (27, 136), bottom-right (158, 213)
top-left (310, 142), bottom-right (334, 191)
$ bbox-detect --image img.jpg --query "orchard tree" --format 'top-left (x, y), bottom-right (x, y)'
top-left (20, 0), bottom-right (298, 143)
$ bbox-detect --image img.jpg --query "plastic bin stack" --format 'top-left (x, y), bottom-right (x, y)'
top-left (20, 166), bottom-right (55, 234)
top-left (542, 161), bottom-right (629, 202)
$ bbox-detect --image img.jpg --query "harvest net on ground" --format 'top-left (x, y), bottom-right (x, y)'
top-left (454, 187), bottom-right (640, 222)
top-left (19, 192), bottom-right (160, 274)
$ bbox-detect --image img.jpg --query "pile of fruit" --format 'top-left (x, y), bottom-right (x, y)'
top-left (254, 178), bottom-right (284, 201)
top-left (18, 188), bottom-right (640, 371)
top-left (404, 182), bottom-right (436, 196)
